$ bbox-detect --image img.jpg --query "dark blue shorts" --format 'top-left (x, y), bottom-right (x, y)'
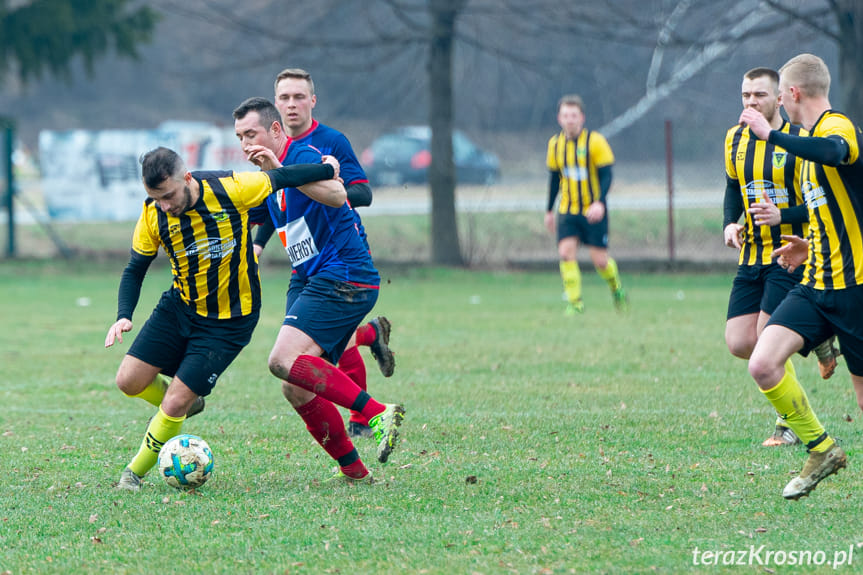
top-left (727, 263), bottom-right (803, 320)
top-left (556, 213), bottom-right (608, 247)
top-left (284, 275), bottom-right (378, 365)
top-left (127, 289), bottom-right (259, 396)
top-left (767, 283), bottom-right (863, 375)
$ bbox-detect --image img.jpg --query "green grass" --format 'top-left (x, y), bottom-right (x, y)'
top-left (1, 262), bottom-right (860, 574)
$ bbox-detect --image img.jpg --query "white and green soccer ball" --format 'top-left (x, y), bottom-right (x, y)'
top-left (157, 434), bottom-right (214, 490)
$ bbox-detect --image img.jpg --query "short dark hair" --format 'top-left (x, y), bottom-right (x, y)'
top-left (744, 67), bottom-right (779, 85)
top-left (232, 97), bottom-right (283, 129)
top-left (140, 147), bottom-right (185, 189)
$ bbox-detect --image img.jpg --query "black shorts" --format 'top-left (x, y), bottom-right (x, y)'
top-left (285, 275), bottom-right (378, 365)
top-left (556, 213), bottom-right (608, 247)
top-left (127, 289), bottom-right (259, 396)
top-left (726, 263), bottom-right (803, 320)
top-left (767, 283), bottom-right (863, 375)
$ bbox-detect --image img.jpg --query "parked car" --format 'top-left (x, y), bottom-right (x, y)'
top-left (360, 126), bottom-right (500, 186)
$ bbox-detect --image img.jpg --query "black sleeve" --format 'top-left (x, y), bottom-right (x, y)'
top-left (346, 182), bottom-right (373, 208)
top-left (266, 163), bottom-right (335, 190)
top-left (723, 176), bottom-right (744, 228)
top-left (598, 165), bottom-right (612, 203)
top-left (547, 171), bottom-right (560, 212)
top-left (117, 250), bottom-right (157, 321)
top-left (780, 204), bottom-right (809, 225)
top-left (767, 131), bottom-right (849, 167)
top-left (254, 218), bottom-right (276, 249)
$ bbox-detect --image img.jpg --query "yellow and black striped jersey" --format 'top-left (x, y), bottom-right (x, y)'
top-left (131, 170), bottom-right (273, 319)
top-left (800, 111), bottom-right (863, 290)
top-left (547, 129), bottom-right (614, 216)
top-left (725, 121), bottom-right (808, 265)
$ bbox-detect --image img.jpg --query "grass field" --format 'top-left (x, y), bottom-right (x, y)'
top-left (1, 261), bottom-right (861, 574)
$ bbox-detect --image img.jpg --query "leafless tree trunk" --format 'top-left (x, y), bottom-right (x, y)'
top-left (428, 0), bottom-right (466, 266)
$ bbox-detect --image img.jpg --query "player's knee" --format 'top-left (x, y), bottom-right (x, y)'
top-left (268, 352), bottom-right (295, 381)
top-left (726, 337), bottom-right (754, 360)
top-left (748, 354), bottom-right (776, 388)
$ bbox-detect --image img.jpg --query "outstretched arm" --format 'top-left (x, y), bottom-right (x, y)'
top-left (105, 250), bottom-right (155, 347)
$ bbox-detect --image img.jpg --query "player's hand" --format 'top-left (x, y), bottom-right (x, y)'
top-left (738, 108), bottom-right (772, 141)
top-left (105, 318), bottom-right (133, 348)
top-left (253, 243), bottom-right (264, 258)
top-left (748, 190), bottom-right (781, 227)
top-left (586, 201), bottom-right (605, 224)
top-left (244, 145), bottom-right (281, 170)
top-left (544, 211), bottom-right (556, 234)
top-left (322, 155), bottom-right (341, 180)
top-left (773, 234), bottom-right (809, 273)
top-left (723, 223), bottom-right (744, 249)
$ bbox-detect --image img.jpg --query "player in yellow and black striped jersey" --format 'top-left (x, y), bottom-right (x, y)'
top-left (104, 146), bottom-right (338, 490)
top-left (740, 53), bottom-right (863, 500)
top-left (545, 94), bottom-right (626, 315)
top-left (722, 67), bottom-right (839, 449)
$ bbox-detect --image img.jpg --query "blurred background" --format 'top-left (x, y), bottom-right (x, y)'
top-left (0, 0), bottom-right (852, 267)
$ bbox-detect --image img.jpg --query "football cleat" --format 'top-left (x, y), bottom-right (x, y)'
top-left (564, 300), bottom-right (585, 316)
top-left (782, 443), bottom-right (846, 500)
top-left (613, 287), bottom-right (629, 312)
top-left (368, 317), bottom-right (395, 377)
top-left (326, 470), bottom-right (375, 485)
top-left (762, 424), bottom-right (800, 447)
top-left (812, 336), bottom-right (840, 380)
top-left (347, 420), bottom-right (375, 439)
top-left (369, 403), bottom-right (405, 463)
top-left (117, 467), bottom-right (143, 491)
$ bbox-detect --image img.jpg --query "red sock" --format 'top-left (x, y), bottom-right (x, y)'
top-left (339, 346), bottom-right (369, 426)
top-left (294, 396), bottom-right (368, 478)
top-left (354, 323), bottom-right (376, 347)
top-left (288, 355), bottom-right (385, 419)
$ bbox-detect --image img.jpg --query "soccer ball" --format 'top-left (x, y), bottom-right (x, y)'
top-left (157, 434), bottom-right (214, 490)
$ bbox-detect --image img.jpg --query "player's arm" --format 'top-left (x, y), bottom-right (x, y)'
top-left (253, 217), bottom-right (276, 255)
top-left (723, 177), bottom-right (744, 248)
top-left (297, 178), bottom-right (347, 208)
top-left (266, 162), bottom-right (335, 190)
top-left (544, 171), bottom-right (561, 233)
top-left (586, 165), bottom-right (612, 223)
top-left (346, 182), bottom-right (373, 208)
top-left (767, 131), bottom-right (849, 167)
top-left (105, 250), bottom-right (156, 347)
top-left (598, 165), bottom-right (612, 204)
top-left (780, 204), bottom-right (809, 224)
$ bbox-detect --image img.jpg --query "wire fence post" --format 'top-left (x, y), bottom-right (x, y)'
top-left (1, 117), bottom-right (14, 259)
top-left (665, 119), bottom-right (675, 263)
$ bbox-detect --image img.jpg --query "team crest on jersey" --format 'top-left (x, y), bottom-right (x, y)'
top-left (577, 147), bottom-right (587, 160)
top-left (212, 211), bottom-right (229, 222)
top-left (772, 152), bottom-right (787, 169)
top-left (169, 223), bottom-right (181, 236)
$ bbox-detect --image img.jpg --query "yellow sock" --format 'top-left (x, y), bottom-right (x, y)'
top-left (125, 375), bottom-right (169, 407)
top-left (560, 260), bottom-right (582, 304)
top-left (128, 406), bottom-right (185, 477)
top-left (597, 257), bottom-right (622, 292)
top-left (761, 363), bottom-right (833, 452)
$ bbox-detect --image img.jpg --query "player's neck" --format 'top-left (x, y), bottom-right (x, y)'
top-left (287, 119), bottom-right (314, 139)
top-left (801, 98), bottom-right (832, 131)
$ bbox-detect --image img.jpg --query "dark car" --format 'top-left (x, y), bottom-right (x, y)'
top-left (360, 126), bottom-right (500, 186)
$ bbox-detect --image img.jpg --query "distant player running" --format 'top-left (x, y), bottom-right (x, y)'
top-left (545, 94), bottom-right (627, 315)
